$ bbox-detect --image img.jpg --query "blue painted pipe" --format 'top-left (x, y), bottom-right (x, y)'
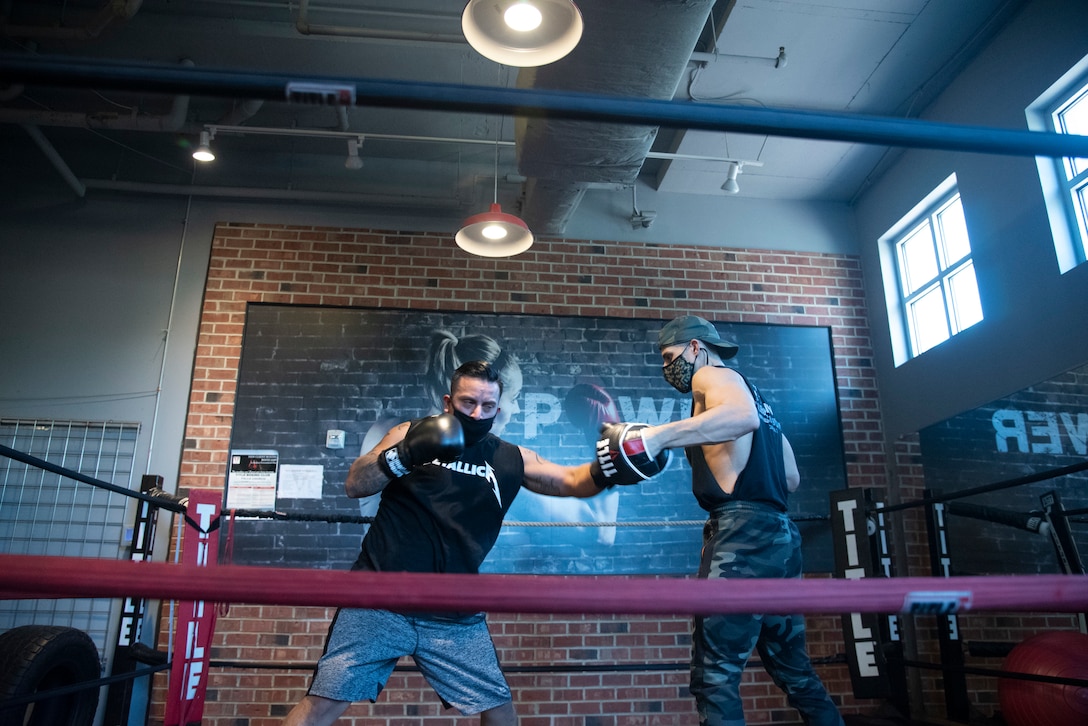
top-left (2, 53), bottom-right (1087, 159)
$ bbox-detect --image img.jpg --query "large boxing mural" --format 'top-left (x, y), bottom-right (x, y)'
top-left (917, 362), bottom-right (1088, 576)
top-left (225, 304), bottom-right (847, 574)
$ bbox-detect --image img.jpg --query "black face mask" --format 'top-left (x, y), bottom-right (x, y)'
top-left (451, 407), bottom-right (495, 446)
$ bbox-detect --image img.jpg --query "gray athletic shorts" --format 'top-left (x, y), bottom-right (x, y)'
top-left (308, 608), bottom-right (512, 714)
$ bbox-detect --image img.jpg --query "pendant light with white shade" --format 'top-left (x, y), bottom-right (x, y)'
top-left (455, 123), bottom-right (533, 258)
top-left (461, 0), bottom-right (583, 67)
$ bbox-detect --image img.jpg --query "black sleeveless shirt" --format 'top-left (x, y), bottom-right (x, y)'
top-left (353, 431), bottom-right (525, 575)
top-left (686, 370), bottom-right (790, 513)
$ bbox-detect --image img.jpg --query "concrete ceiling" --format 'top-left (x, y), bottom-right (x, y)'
top-left (0, 0), bottom-right (1026, 240)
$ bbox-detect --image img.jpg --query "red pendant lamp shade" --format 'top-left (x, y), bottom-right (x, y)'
top-left (455, 203), bottom-right (534, 257)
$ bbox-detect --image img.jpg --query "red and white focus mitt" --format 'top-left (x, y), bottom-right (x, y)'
top-left (590, 422), bottom-right (671, 489)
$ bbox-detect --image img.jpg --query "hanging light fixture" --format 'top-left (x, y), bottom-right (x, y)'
top-left (192, 129), bottom-right (215, 162)
top-left (455, 125), bottom-right (533, 257)
top-left (461, 0), bottom-right (583, 67)
top-left (721, 161), bottom-right (741, 194)
top-left (456, 203), bottom-right (533, 257)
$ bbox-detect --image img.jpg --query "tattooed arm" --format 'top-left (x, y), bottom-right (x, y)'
top-left (344, 421), bottom-right (409, 498)
top-left (519, 446), bottom-right (601, 499)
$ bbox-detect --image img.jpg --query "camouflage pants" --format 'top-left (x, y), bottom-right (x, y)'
top-left (691, 501), bottom-right (843, 726)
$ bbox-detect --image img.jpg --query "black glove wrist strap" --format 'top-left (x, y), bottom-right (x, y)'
top-left (378, 447), bottom-right (411, 479)
top-left (589, 461), bottom-right (616, 490)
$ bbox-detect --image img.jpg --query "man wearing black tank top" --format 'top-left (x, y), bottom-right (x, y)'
top-left (282, 359), bottom-right (653, 726)
top-left (637, 315), bottom-right (844, 726)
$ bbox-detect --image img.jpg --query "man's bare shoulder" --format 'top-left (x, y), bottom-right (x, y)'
top-left (696, 365), bottom-right (745, 387)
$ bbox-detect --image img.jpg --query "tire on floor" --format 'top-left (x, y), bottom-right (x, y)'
top-left (0, 625), bottom-right (101, 726)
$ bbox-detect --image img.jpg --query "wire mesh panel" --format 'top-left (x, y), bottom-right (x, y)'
top-left (0, 418), bottom-right (140, 657)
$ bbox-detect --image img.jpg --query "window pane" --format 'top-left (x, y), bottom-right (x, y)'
top-left (937, 196), bottom-right (970, 267)
top-left (908, 285), bottom-right (950, 355)
top-left (1057, 83), bottom-right (1088, 178)
top-left (1066, 157), bottom-right (1088, 180)
top-left (946, 262), bottom-right (983, 333)
top-left (1073, 182), bottom-right (1088, 245)
top-left (1063, 87), bottom-right (1088, 132)
top-left (898, 222), bottom-right (938, 295)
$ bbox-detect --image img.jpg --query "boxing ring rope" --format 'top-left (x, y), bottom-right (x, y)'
top-left (222, 509), bottom-right (714, 527)
top-left (0, 662), bottom-right (172, 713)
top-left (831, 463), bottom-right (1088, 722)
top-left (876, 459), bottom-right (1088, 515)
top-left (202, 655), bottom-right (1088, 690)
top-left (1, 553), bottom-right (1085, 616)
top-left (1, 442), bottom-right (1083, 618)
top-left (205, 502), bottom-right (829, 527)
top-left (0, 442), bottom-right (186, 515)
top-left (2, 53), bottom-right (1088, 159)
top-left (3, 448), bottom-right (1087, 723)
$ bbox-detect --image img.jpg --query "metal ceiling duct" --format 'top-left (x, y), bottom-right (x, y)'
top-left (515, 0), bottom-right (715, 235)
top-left (0, 0), bottom-right (143, 40)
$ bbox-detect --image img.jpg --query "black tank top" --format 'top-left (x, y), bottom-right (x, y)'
top-left (353, 431), bottom-right (525, 574)
top-left (686, 370), bottom-right (790, 513)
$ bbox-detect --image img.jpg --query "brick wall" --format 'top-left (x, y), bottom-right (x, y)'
top-left (918, 365), bottom-right (1088, 576)
top-left (889, 430), bottom-right (1082, 720)
top-left (154, 223), bottom-right (889, 725)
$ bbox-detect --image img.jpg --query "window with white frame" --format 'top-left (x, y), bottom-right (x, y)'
top-left (1027, 55), bottom-right (1088, 273)
top-left (890, 180), bottom-right (984, 359)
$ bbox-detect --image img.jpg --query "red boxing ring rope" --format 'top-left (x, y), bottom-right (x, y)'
top-left (2, 555), bottom-right (1086, 615)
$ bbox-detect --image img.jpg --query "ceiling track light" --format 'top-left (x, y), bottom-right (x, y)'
top-left (455, 122), bottom-right (533, 258)
top-left (691, 45), bottom-right (788, 70)
top-left (461, 0), bottom-right (583, 67)
top-left (193, 129), bottom-right (215, 162)
top-left (721, 161), bottom-right (741, 194)
top-left (629, 185), bottom-right (656, 229)
top-left (345, 136), bottom-right (364, 169)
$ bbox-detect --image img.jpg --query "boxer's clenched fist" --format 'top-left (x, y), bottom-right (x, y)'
top-left (378, 414), bottom-right (464, 480)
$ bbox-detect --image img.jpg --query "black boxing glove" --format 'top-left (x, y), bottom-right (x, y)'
top-left (590, 422), bottom-right (671, 489)
top-left (378, 414), bottom-right (464, 480)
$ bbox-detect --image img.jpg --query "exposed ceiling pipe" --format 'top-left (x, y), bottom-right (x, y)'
top-left (515, 0), bottom-right (716, 235)
top-left (0, 0), bottom-right (143, 40)
top-left (81, 178), bottom-right (463, 210)
top-left (294, 0), bottom-right (464, 44)
top-left (200, 122), bottom-right (762, 165)
top-left (216, 99), bottom-right (264, 127)
top-left (0, 95), bottom-right (188, 131)
top-left (0, 58), bottom-right (193, 131)
top-left (22, 124), bottom-right (85, 198)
